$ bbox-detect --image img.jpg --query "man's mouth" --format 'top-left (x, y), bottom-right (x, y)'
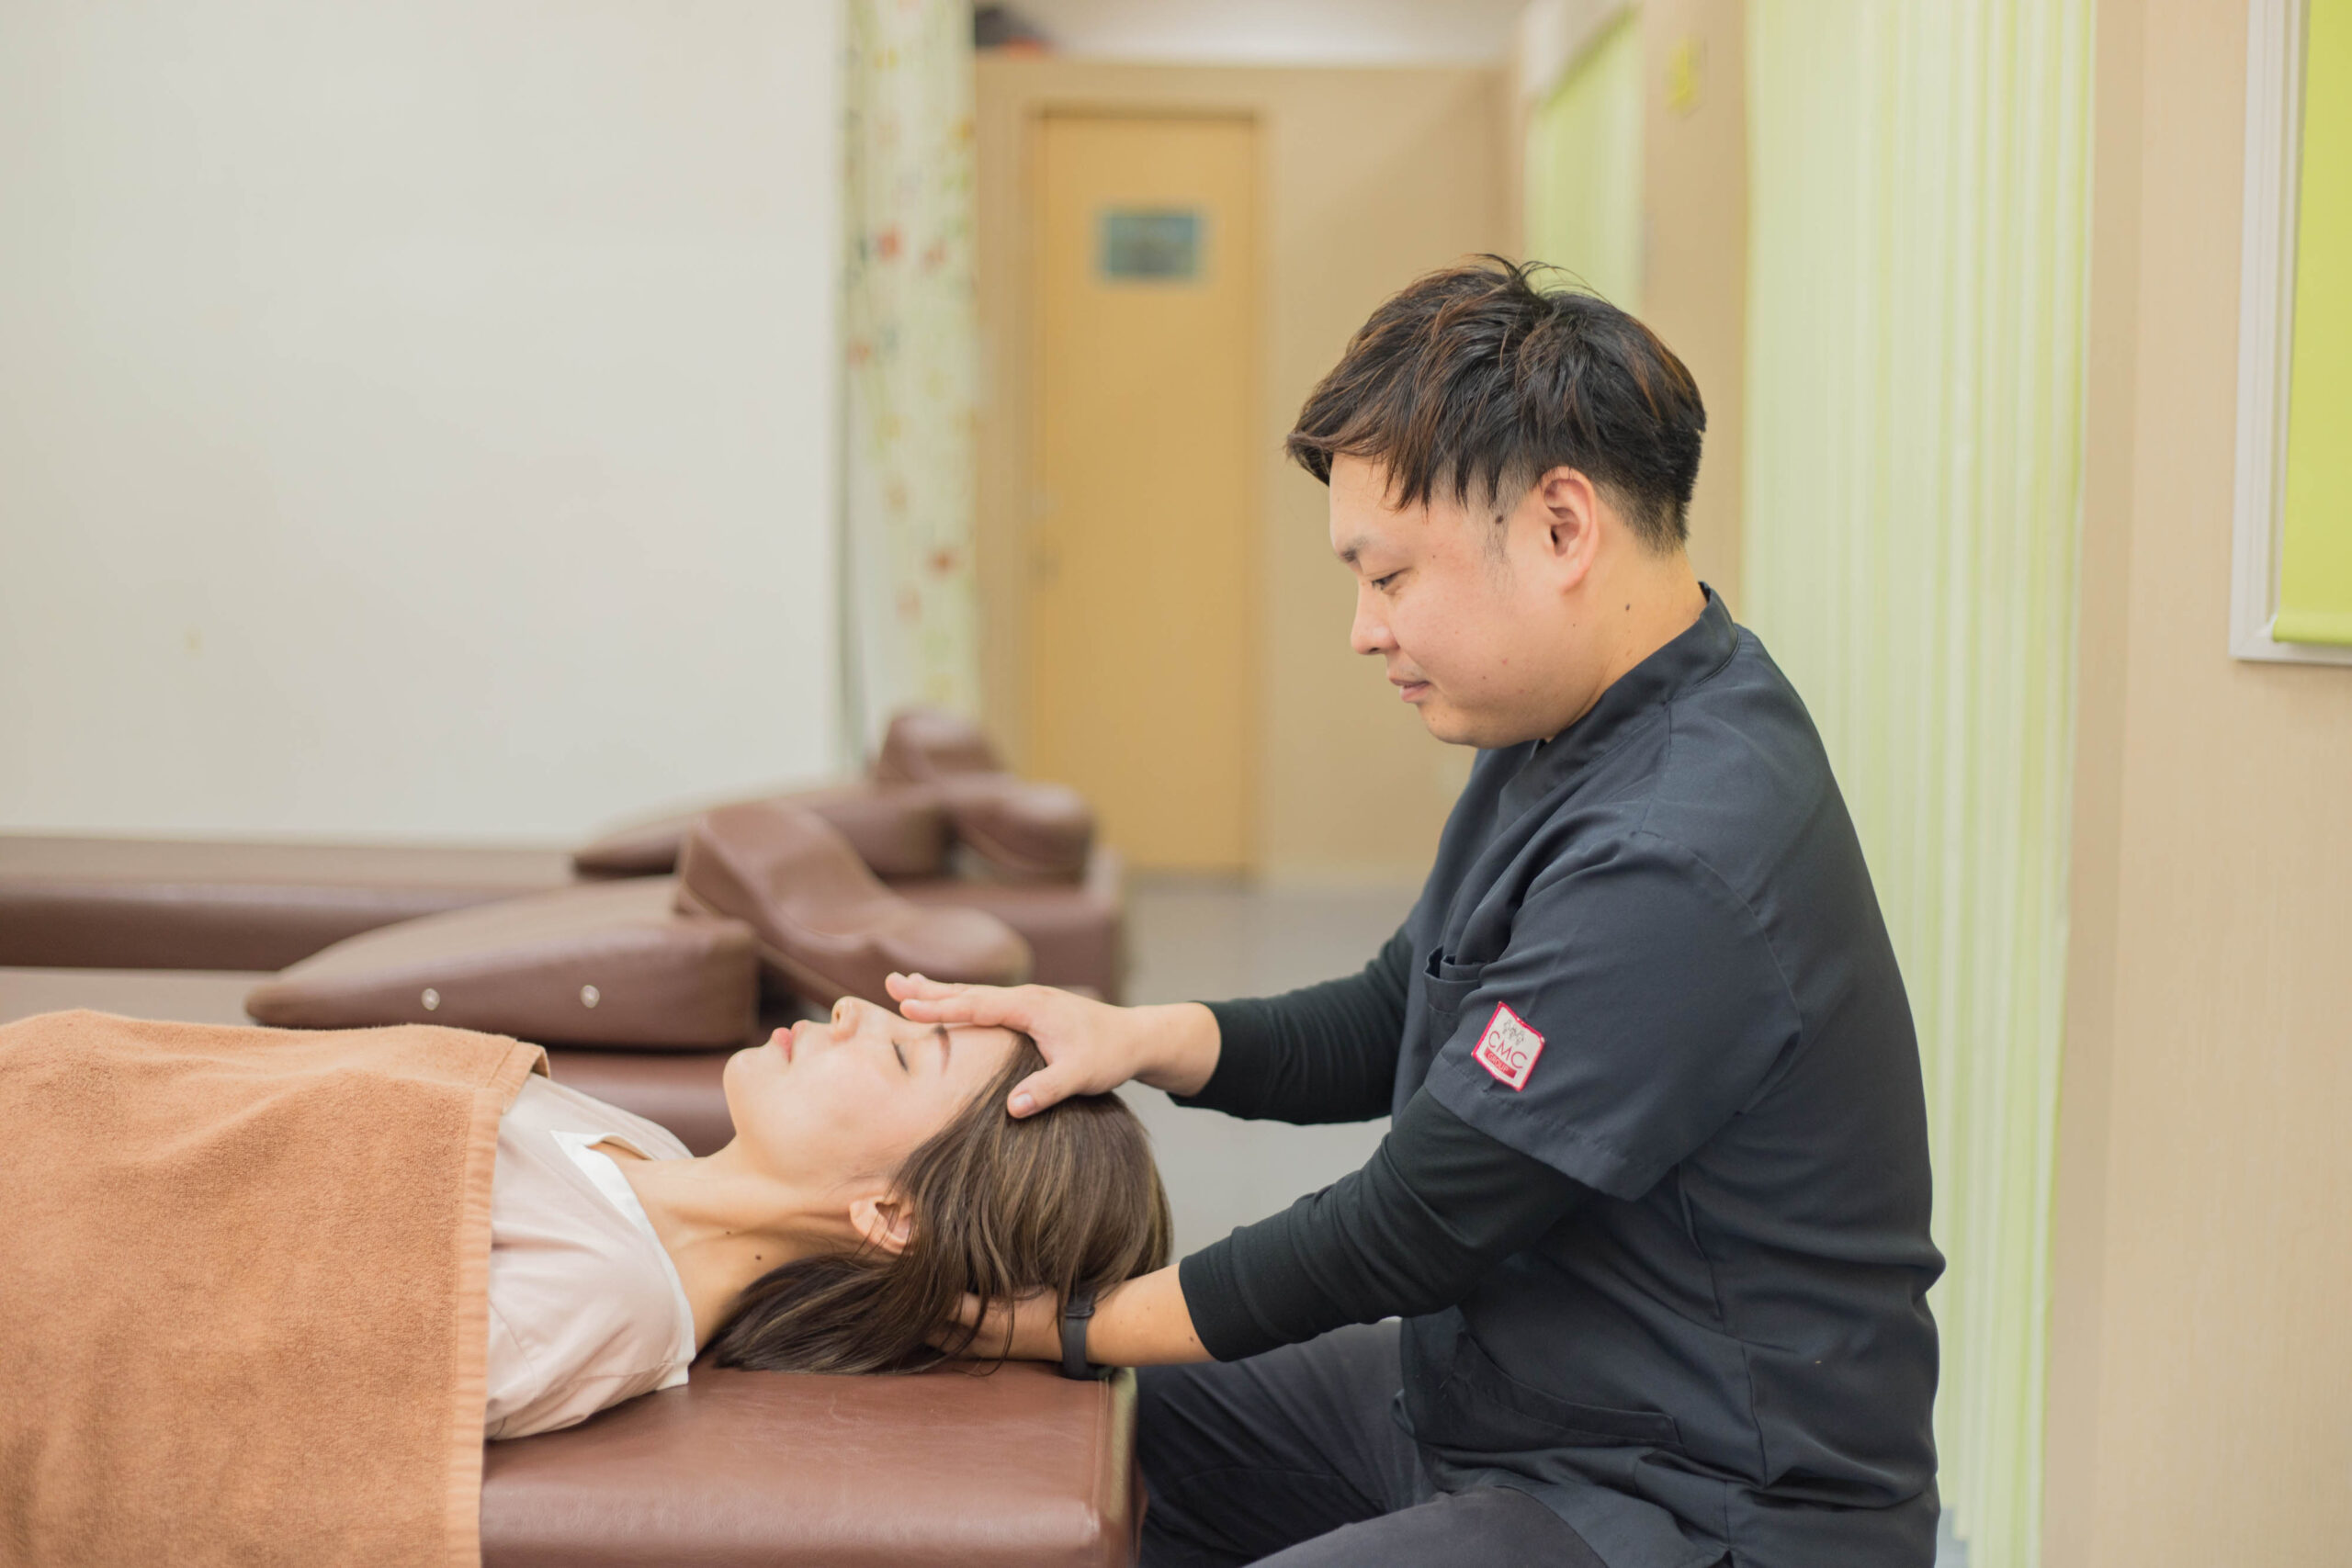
top-left (1392, 676), bottom-right (1431, 703)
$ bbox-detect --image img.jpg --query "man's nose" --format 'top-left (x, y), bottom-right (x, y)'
top-left (1350, 582), bottom-right (1395, 657)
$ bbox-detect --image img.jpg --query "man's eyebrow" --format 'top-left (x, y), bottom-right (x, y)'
top-left (1334, 536), bottom-right (1368, 566)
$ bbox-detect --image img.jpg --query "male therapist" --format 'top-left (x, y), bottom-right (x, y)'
top-left (891, 260), bottom-right (1941, 1568)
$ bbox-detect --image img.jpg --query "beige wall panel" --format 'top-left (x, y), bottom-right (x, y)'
top-left (978, 60), bottom-right (1510, 883)
top-left (2049, 3), bottom-right (2352, 1563)
top-left (1636, 0), bottom-right (1746, 610)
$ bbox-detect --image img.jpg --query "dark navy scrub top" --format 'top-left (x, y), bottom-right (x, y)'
top-left (1189, 591), bottom-right (1943, 1568)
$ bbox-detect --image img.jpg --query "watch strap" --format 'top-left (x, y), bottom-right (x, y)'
top-left (1058, 1287), bottom-right (1107, 1380)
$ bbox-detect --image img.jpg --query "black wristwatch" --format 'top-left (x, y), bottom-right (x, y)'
top-left (1059, 1288), bottom-right (1112, 1380)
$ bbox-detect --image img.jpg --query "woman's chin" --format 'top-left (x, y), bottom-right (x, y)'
top-left (722, 1037), bottom-right (784, 1096)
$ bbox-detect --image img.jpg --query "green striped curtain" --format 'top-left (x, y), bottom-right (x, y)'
top-left (1743, 4), bottom-right (2093, 1565)
top-left (1523, 12), bottom-right (1645, 310)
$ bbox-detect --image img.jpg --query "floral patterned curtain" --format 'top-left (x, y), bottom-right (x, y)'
top-left (841, 0), bottom-right (978, 743)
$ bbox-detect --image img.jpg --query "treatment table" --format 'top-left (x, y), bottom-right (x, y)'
top-left (0, 833), bottom-right (1127, 999)
top-left (0, 964), bottom-right (1144, 1566)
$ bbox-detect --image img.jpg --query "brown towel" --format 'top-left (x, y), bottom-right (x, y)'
top-left (0, 1010), bottom-right (544, 1568)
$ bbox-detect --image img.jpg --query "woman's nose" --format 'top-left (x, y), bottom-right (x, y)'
top-left (830, 995), bottom-right (876, 1034)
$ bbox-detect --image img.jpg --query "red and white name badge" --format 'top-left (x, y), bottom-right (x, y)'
top-left (1472, 1002), bottom-right (1545, 1091)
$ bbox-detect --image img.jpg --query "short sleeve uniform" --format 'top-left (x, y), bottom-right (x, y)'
top-left (1389, 592), bottom-right (1942, 1568)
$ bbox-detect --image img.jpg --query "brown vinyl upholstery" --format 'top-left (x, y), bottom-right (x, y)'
top-left (897, 846), bottom-right (1128, 1002)
top-left (2, 835), bottom-right (1125, 998)
top-left (0, 836), bottom-right (571, 971)
top-left (245, 879), bottom-right (760, 1050)
top-left (573, 782), bottom-right (953, 883)
top-left (480, 1364), bottom-right (1140, 1568)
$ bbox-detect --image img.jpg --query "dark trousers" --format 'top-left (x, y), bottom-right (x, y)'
top-left (1136, 1322), bottom-right (1606, 1568)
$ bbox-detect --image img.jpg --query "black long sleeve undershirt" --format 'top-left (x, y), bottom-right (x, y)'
top-left (1178, 926), bottom-right (1414, 1124)
top-left (1171, 932), bottom-right (1591, 1362)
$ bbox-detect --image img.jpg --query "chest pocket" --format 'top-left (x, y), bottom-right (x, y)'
top-left (1422, 950), bottom-right (1488, 1047)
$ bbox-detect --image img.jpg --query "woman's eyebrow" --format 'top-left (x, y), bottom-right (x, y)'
top-left (933, 1024), bottom-right (951, 1071)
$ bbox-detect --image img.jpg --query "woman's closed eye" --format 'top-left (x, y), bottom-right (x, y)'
top-left (889, 1025), bottom-right (952, 1076)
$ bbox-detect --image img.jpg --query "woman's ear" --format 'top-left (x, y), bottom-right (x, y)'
top-left (848, 1193), bottom-right (916, 1257)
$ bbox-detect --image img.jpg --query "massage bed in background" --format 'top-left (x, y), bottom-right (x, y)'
top-left (0, 964), bottom-right (1143, 1567)
top-left (0, 832), bottom-right (1126, 1001)
top-left (0, 711), bottom-right (1128, 1000)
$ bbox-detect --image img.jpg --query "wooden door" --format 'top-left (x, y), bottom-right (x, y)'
top-left (1029, 114), bottom-right (1258, 874)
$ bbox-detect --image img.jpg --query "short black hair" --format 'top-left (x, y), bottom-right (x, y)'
top-left (1285, 257), bottom-right (1705, 550)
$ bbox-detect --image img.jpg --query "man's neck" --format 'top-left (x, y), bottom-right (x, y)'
top-left (1553, 553), bottom-right (1709, 735)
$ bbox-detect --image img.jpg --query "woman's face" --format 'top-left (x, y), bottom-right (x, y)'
top-left (722, 995), bottom-right (1019, 1197)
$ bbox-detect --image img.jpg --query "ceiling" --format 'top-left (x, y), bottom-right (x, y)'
top-left (989, 0), bottom-right (1524, 67)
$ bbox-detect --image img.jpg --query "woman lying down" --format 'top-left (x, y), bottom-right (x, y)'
top-left (0, 1002), bottom-right (1169, 1565)
top-left (490, 994), bottom-right (1171, 1436)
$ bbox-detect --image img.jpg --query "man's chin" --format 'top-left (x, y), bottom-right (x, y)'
top-left (1416, 704), bottom-right (1480, 747)
top-left (1419, 703), bottom-right (1544, 751)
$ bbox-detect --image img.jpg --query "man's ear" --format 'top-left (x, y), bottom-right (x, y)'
top-left (849, 1193), bottom-right (916, 1257)
top-left (1532, 465), bottom-right (1603, 583)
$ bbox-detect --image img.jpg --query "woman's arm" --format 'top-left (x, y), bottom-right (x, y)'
top-left (960, 1266), bottom-right (1207, 1366)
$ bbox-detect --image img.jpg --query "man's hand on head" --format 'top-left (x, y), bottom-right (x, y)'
top-left (885, 976), bottom-right (1222, 1116)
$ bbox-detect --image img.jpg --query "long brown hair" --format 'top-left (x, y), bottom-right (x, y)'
top-left (706, 1037), bottom-right (1172, 1373)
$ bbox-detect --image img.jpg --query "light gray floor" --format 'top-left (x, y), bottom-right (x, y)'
top-left (1117, 876), bottom-right (1419, 1258)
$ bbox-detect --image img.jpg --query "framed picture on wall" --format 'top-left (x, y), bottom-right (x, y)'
top-left (2233, 0), bottom-right (2352, 664)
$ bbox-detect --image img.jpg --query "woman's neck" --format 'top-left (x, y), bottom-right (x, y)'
top-left (601, 1142), bottom-right (838, 1347)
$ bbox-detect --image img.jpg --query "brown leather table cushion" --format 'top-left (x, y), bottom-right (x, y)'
top-left (0, 965), bottom-right (744, 1156)
top-left (574, 782), bottom-right (952, 882)
top-left (0, 836), bottom-right (572, 971)
top-left (244, 879), bottom-right (758, 1049)
top-left (0, 836), bottom-right (1126, 997)
top-left (481, 1363), bottom-right (1139, 1568)
top-left (897, 846), bottom-right (1127, 1002)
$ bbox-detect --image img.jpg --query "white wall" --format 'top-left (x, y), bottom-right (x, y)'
top-left (0, 0), bottom-right (842, 844)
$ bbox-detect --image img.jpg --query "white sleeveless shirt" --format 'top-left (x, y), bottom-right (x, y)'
top-left (483, 1074), bottom-right (698, 1439)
